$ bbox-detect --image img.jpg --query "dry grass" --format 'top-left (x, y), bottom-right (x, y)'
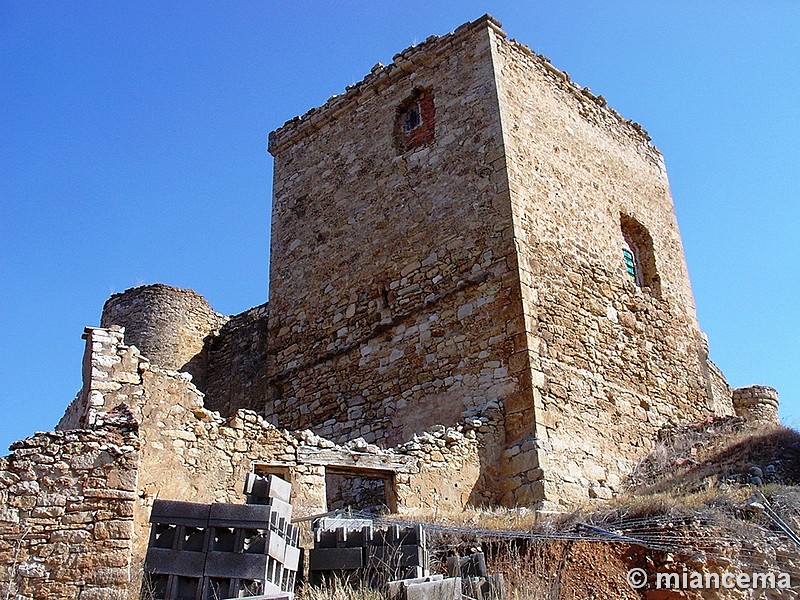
top-left (138, 420), bottom-right (800, 600)
top-left (383, 505), bottom-right (592, 537)
top-left (629, 419), bottom-right (800, 494)
top-left (296, 579), bottom-right (383, 600)
top-left (480, 541), bottom-right (562, 600)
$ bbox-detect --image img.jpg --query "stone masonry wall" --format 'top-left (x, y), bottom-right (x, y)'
top-left (50, 324), bottom-right (298, 563)
top-left (490, 29), bottom-right (724, 506)
top-left (51, 326), bottom-right (490, 575)
top-left (394, 410), bottom-right (499, 510)
top-left (58, 327), bottom-right (146, 431)
top-left (732, 385), bottom-right (780, 425)
top-left (0, 428), bottom-right (138, 600)
top-left (707, 358), bottom-right (733, 417)
top-left (204, 302), bottom-right (271, 416)
top-left (266, 16), bottom-right (526, 503)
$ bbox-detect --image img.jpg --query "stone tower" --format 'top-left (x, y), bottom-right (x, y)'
top-left (101, 283), bottom-right (226, 391)
top-left (265, 15), bottom-right (732, 506)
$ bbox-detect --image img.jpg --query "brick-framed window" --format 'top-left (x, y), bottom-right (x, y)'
top-left (395, 89), bottom-right (435, 152)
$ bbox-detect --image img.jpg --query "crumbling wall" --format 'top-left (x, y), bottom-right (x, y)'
top-left (132, 399), bottom-right (299, 562)
top-left (396, 417), bottom-right (492, 511)
top-left (0, 429), bottom-right (138, 600)
top-left (732, 385), bottom-right (780, 425)
top-left (57, 327), bottom-right (146, 431)
top-left (490, 28), bottom-right (723, 506)
top-left (53, 325), bottom-right (490, 571)
top-left (293, 417), bottom-right (494, 514)
top-left (204, 302), bottom-right (271, 415)
top-left (53, 325), bottom-right (302, 561)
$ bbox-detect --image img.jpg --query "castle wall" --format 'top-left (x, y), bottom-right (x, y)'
top-left (707, 359), bottom-right (733, 416)
top-left (732, 385), bottom-right (780, 425)
top-left (0, 429), bottom-right (138, 600)
top-left (266, 17), bottom-right (527, 502)
top-left (100, 284), bottom-right (226, 390)
top-left (204, 302), bottom-right (271, 415)
top-left (53, 325), bottom-right (301, 562)
top-left (57, 327), bottom-right (145, 431)
top-left (491, 32), bottom-right (721, 506)
top-left (50, 326), bottom-right (492, 575)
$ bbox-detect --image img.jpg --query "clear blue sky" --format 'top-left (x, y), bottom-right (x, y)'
top-left (1, 1), bottom-right (798, 451)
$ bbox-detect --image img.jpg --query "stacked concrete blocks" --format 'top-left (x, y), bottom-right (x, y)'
top-left (309, 521), bottom-right (428, 585)
top-left (143, 476), bottom-right (300, 599)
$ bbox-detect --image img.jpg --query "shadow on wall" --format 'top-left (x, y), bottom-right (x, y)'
top-left (180, 343), bottom-right (212, 393)
top-left (201, 304), bottom-right (271, 417)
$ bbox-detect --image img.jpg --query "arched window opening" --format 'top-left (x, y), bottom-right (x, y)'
top-left (620, 214), bottom-right (660, 296)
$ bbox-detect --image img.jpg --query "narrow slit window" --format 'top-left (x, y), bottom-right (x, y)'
top-left (622, 236), bottom-right (640, 286)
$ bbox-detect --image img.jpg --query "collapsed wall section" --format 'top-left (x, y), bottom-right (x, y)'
top-left (266, 17), bottom-right (526, 504)
top-left (0, 428), bottom-right (138, 600)
top-left (57, 327), bottom-right (146, 431)
top-left (490, 30), bottom-right (732, 506)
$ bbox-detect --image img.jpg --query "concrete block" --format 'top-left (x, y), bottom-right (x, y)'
top-left (264, 530), bottom-right (287, 561)
top-left (314, 529), bottom-right (338, 548)
top-left (387, 575), bottom-right (443, 600)
top-left (368, 544), bottom-right (425, 568)
top-left (265, 474), bottom-right (292, 503)
top-left (405, 577), bottom-right (462, 600)
top-left (336, 525), bottom-right (372, 547)
top-left (374, 524), bottom-right (424, 547)
top-left (209, 503), bottom-right (274, 528)
top-left (205, 552), bottom-right (269, 579)
top-left (308, 547), bottom-right (364, 571)
top-left (149, 499), bottom-right (211, 527)
top-left (144, 547), bottom-right (205, 577)
top-left (314, 517), bottom-right (373, 533)
top-left (245, 473), bottom-right (292, 504)
top-left (269, 498), bottom-right (293, 522)
top-left (446, 553), bottom-right (486, 577)
top-left (283, 544), bottom-right (301, 571)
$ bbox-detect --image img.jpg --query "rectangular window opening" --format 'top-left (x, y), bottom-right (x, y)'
top-left (325, 467), bottom-right (396, 514)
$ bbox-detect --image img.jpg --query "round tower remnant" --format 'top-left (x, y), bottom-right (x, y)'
top-left (732, 385), bottom-right (780, 425)
top-left (101, 283), bottom-right (226, 389)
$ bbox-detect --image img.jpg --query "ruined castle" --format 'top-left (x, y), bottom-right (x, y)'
top-left (0, 15), bottom-right (779, 599)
